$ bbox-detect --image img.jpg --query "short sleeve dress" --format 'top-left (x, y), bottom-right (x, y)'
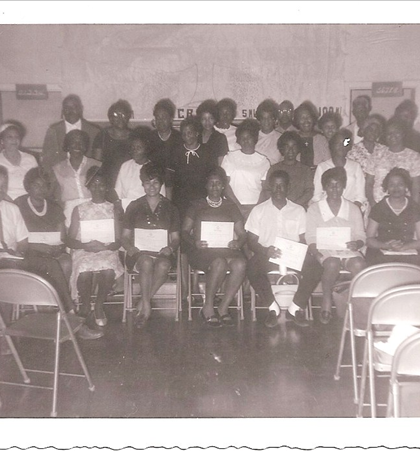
top-left (185, 197), bottom-right (245, 272)
top-left (69, 200), bottom-right (124, 299)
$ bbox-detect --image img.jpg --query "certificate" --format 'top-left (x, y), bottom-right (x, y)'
top-left (28, 232), bottom-right (62, 245)
top-left (316, 227), bottom-right (351, 250)
top-left (269, 237), bottom-right (308, 272)
top-left (80, 219), bottom-right (115, 244)
top-left (201, 221), bottom-right (234, 248)
top-left (381, 249), bottom-right (418, 256)
top-left (135, 228), bottom-right (168, 253)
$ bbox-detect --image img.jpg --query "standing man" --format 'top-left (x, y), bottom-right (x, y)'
top-left (394, 99), bottom-right (420, 153)
top-left (275, 100), bottom-right (297, 134)
top-left (348, 95), bottom-right (372, 145)
top-left (246, 170), bottom-right (323, 328)
top-left (42, 94), bottom-right (101, 172)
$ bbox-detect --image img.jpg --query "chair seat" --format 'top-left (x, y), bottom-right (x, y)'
top-left (3, 313), bottom-right (84, 342)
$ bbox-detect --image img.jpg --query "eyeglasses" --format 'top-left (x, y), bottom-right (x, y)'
top-left (278, 109), bottom-right (293, 114)
top-left (112, 111), bottom-right (129, 119)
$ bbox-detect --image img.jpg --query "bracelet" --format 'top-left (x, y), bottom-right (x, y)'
top-left (168, 245), bottom-right (174, 254)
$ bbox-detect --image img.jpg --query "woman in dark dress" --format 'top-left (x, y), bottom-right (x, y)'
top-left (366, 167), bottom-right (420, 266)
top-left (182, 167), bottom-right (247, 327)
top-left (196, 99), bottom-right (229, 165)
top-left (121, 162), bottom-right (180, 327)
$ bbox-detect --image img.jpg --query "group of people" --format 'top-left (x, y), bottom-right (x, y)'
top-left (1, 92), bottom-right (420, 338)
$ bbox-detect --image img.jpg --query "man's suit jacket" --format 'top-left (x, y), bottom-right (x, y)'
top-left (41, 118), bottom-right (101, 172)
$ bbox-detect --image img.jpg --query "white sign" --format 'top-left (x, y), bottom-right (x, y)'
top-left (269, 237), bottom-right (308, 272)
top-left (28, 232), bottom-right (62, 246)
top-left (201, 221), bottom-right (234, 248)
top-left (135, 228), bottom-right (168, 253)
top-left (316, 227), bottom-right (351, 251)
top-left (80, 219), bottom-right (115, 244)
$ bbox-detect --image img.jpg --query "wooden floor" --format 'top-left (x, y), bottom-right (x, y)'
top-left (0, 298), bottom-right (390, 419)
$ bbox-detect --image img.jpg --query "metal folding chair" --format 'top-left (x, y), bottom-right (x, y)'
top-left (386, 331), bottom-right (420, 417)
top-left (334, 263), bottom-right (420, 405)
top-left (357, 284), bottom-right (420, 417)
top-left (0, 269), bottom-right (94, 417)
top-left (187, 265), bottom-right (244, 321)
top-left (123, 250), bottom-right (182, 322)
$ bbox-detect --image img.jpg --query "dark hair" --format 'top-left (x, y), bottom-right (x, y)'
top-left (129, 126), bottom-right (152, 152)
top-left (278, 100), bottom-right (294, 111)
top-left (0, 165), bottom-right (8, 180)
top-left (363, 114), bottom-right (386, 133)
top-left (293, 101), bottom-right (319, 129)
top-left (180, 116), bottom-right (202, 135)
top-left (153, 98), bottom-right (176, 119)
top-left (328, 128), bottom-right (353, 154)
top-left (235, 118), bottom-right (260, 143)
top-left (318, 111), bottom-right (343, 130)
top-left (196, 99), bottom-right (218, 121)
top-left (277, 131), bottom-right (304, 154)
top-left (216, 98), bottom-right (237, 119)
top-left (267, 169), bottom-right (290, 187)
top-left (107, 99), bottom-right (133, 121)
top-left (321, 166), bottom-right (347, 190)
top-left (63, 129), bottom-right (90, 153)
top-left (256, 99), bottom-right (278, 121)
top-left (395, 99), bottom-right (418, 119)
top-left (386, 116), bottom-right (409, 137)
top-left (85, 166), bottom-right (106, 189)
top-left (0, 122), bottom-right (24, 141)
top-left (140, 162), bottom-right (164, 185)
top-left (62, 94), bottom-right (83, 110)
top-left (23, 167), bottom-right (50, 193)
top-left (382, 167), bottom-right (412, 192)
top-left (353, 95), bottom-right (372, 110)
top-left (206, 166), bottom-right (228, 186)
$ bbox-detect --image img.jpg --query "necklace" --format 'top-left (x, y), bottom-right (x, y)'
top-left (206, 196), bottom-right (222, 208)
top-left (158, 130), bottom-right (172, 142)
top-left (184, 144), bottom-right (200, 164)
top-left (28, 197), bottom-right (47, 216)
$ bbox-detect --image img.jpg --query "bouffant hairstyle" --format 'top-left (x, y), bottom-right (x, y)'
top-left (235, 118), bottom-right (260, 143)
top-left (0, 122), bottom-right (24, 141)
top-left (267, 169), bottom-right (290, 187)
top-left (362, 114), bottom-right (386, 134)
top-left (63, 129), bottom-right (90, 153)
top-left (277, 131), bottom-right (304, 154)
top-left (255, 99), bottom-right (278, 121)
top-left (196, 99), bottom-right (218, 121)
top-left (353, 95), bottom-right (372, 110)
top-left (216, 98), bottom-right (237, 120)
top-left (180, 116), bottom-right (202, 135)
top-left (107, 99), bottom-right (133, 121)
top-left (153, 98), bottom-right (176, 119)
top-left (382, 167), bottom-right (412, 193)
top-left (139, 161), bottom-right (164, 185)
top-left (318, 111), bottom-right (343, 130)
top-left (23, 167), bottom-right (50, 193)
top-left (129, 126), bottom-right (152, 152)
top-left (328, 128), bottom-right (353, 154)
top-left (292, 101), bottom-right (319, 129)
top-left (321, 166), bottom-right (347, 191)
top-left (206, 166), bottom-right (228, 187)
top-left (386, 116), bottom-right (409, 137)
top-left (395, 99), bottom-right (418, 119)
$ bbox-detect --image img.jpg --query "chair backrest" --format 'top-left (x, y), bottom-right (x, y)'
top-left (0, 269), bottom-right (62, 308)
top-left (349, 263), bottom-right (420, 299)
top-left (367, 284), bottom-right (420, 327)
top-left (391, 331), bottom-right (420, 378)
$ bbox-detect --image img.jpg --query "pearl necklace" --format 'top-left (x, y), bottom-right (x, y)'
top-left (28, 197), bottom-right (47, 217)
top-left (206, 196), bottom-right (222, 208)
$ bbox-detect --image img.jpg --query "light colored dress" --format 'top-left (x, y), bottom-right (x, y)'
top-left (70, 200), bottom-right (124, 299)
top-left (347, 141), bottom-right (388, 174)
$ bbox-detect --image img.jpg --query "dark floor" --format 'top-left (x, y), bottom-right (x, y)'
top-left (0, 298), bottom-right (390, 418)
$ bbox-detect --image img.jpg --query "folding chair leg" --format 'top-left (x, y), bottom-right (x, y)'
top-left (68, 328), bottom-right (95, 392)
top-left (3, 335), bottom-right (30, 384)
top-left (357, 339), bottom-right (369, 417)
top-left (386, 385), bottom-right (393, 418)
top-left (188, 266), bottom-right (193, 321)
top-left (51, 325), bottom-right (61, 417)
top-left (122, 272), bottom-right (129, 323)
top-left (393, 383), bottom-right (400, 418)
top-left (348, 307), bottom-right (359, 404)
top-left (334, 309), bottom-right (349, 382)
top-left (239, 286), bottom-right (244, 320)
top-left (250, 287), bottom-right (257, 322)
top-left (367, 334), bottom-right (377, 418)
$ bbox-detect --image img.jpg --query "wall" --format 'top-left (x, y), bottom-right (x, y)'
top-left (0, 24), bottom-right (419, 147)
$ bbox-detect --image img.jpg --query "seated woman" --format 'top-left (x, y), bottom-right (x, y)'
top-left (366, 167), bottom-right (420, 266)
top-left (263, 131), bottom-right (314, 208)
top-left (312, 129), bottom-right (366, 208)
top-left (255, 99), bottom-right (282, 165)
top-left (214, 98), bottom-right (241, 152)
top-left (196, 99), bottom-right (229, 165)
top-left (306, 167), bottom-right (366, 324)
top-left (67, 166), bottom-right (124, 327)
top-left (0, 122), bottom-right (38, 201)
top-left (121, 162), bottom-right (180, 327)
top-left (182, 167), bottom-right (247, 327)
top-left (318, 111), bottom-right (342, 142)
top-left (221, 118), bottom-right (270, 219)
top-left (293, 101), bottom-right (330, 169)
top-left (51, 129), bottom-right (100, 227)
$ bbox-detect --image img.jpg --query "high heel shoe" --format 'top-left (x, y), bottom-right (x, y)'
top-left (94, 310), bottom-right (108, 327)
top-left (199, 309), bottom-right (221, 328)
top-left (134, 310), bottom-right (148, 328)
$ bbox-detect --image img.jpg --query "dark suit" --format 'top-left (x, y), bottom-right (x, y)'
top-left (41, 118), bottom-right (101, 172)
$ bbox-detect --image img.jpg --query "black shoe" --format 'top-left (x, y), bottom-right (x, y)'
top-left (264, 310), bottom-right (279, 328)
top-left (286, 309), bottom-right (310, 327)
top-left (77, 324), bottom-right (104, 340)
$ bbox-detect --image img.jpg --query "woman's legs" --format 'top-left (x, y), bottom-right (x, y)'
top-left (150, 257), bottom-right (172, 299)
top-left (94, 269), bottom-right (116, 321)
top-left (77, 271), bottom-right (94, 317)
top-left (321, 257), bottom-right (341, 314)
top-left (345, 256), bottom-right (367, 278)
top-left (218, 257), bottom-right (246, 317)
top-left (203, 257), bottom-right (228, 318)
top-left (135, 255), bottom-right (154, 319)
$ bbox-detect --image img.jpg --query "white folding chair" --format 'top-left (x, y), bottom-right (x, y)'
top-left (0, 269), bottom-right (94, 417)
top-left (357, 284), bottom-right (420, 418)
top-left (387, 331), bottom-right (420, 417)
top-left (123, 250), bottom-right (182, 322)
top-left (334, 263), bottom-right (420, 405)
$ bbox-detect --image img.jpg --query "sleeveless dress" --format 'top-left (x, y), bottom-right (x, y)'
top-left (70, 200), bottom-right (124, 299)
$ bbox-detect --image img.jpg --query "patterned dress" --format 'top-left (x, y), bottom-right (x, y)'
top-left (70, 200), bottom-right (124, 299)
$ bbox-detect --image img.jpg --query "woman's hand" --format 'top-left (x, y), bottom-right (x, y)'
top-left (126, 245), bottom-right (140, 257)
top-left (346, 241), bottom-right (360, 251)
top-left (383, 239), bottom-right (404, 251)
top-left (266, 246), bottom-right (281, 259)
top-left (228, 240), bottom-right (241, 250)
top-left (195, 240), bottom-right (208, 249)
top-left (159, 246), bottom-right (173, 257)
top-left (84, 240), bottom-right (108, 253)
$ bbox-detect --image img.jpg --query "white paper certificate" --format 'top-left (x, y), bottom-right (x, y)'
top-left (316, 227), bottom-right (351, 250)
top-left (135, 228), bottom-right (168, 253)
top-left (80, 219), bottom-right (115, 244)
top-left (201, 221), bottom-right (234, 248)
top-left (28, 232), bottom-right (62, 245)
top-left (269, 237), bottom-right (308, 272)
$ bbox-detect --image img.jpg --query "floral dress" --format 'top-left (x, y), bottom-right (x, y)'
top-left (70, 200), bottom-right (124, 299)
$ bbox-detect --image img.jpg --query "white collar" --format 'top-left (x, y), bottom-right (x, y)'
top-left (65, 119), bottom-right (82, 132)
top-left (319, 197), bottom-right (349, 222)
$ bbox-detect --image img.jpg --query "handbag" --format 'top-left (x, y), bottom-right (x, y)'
top-left (271, 273), bottom-right (299, 309)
